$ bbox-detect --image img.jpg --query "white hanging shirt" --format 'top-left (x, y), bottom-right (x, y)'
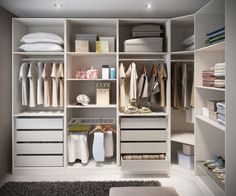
top-left (119, 63), bottom-right (126, 111)
top-left (57, 63), bottom-right (64, 107)
top-left (51, 63), bottom-right (58, 107)
top-left (19, 63), bottom-right (29, 106)
top-left (42, 63), bottom-right (52, 107)
top-left (126, 62), bottom-right (138, 102)
top-left (37, 62), bottom-right (44, 105)
top-left (27, 63), bottom-right (37, 107)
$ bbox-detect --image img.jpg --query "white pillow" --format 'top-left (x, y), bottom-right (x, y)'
top-left (20, 32), bottom-right (64, 45)
top-left (19, 43), bottom-right (64, 52)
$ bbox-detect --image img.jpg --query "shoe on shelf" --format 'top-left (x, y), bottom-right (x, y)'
top-left (216, 173), bottom-right (225, 180)
top-left (208, 157), bottom-right (225, 170)
top-left (204, 155), bottom-right (222, 165)
top-left (212, 167), bottom-right (225, 174)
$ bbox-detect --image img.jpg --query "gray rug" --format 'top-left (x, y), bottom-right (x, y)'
top-left (0, 181), bottom-right (161, 196)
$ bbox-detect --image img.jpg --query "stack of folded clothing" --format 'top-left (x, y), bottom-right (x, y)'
top-left (216, 102), bottom-right (225, 126)
top-left (19, 32), bottom-right (64, 52)
top-left (205, 27), bottom-right (225, 46)
top-left (202, 67), bottom-right (215, 87)
top-left (206, 100), bottom-right (224, 121)
top-left (214, 63), bottom-right (225, 88)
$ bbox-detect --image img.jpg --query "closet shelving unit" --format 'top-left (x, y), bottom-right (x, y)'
top-left (194, 0), bottom-right (225, 194)
top-left (12, 18), bottom-right (65, 170)
top-left (64, 19), bottom-right (119, 169)
top-left (170, 14), bottom-right (195, 167)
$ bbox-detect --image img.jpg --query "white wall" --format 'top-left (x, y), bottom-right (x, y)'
top-left (226, 0), bottom-right (236, 195)
top-left (0, 6), bottom-right (14, 180)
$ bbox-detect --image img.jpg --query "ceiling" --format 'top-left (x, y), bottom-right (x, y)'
top-left (0, 0), bottom-right (210, 18)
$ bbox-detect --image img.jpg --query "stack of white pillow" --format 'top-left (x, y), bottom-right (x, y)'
top-left (19, 32), bottom-right (64, 52)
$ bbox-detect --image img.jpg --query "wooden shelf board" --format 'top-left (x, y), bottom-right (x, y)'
top-left (171, 131), bottom-right (194, 145)
top-left (119, 52), bottom-right (168, 56)
top-left (13, 52), bottom-right (64, 56)
top-left (14, 111), bottom-right (64, 117)
top-left (66, 52), bottom-right (116, 56)
top-left (66, 104), bottom-right (117, 109)
top-left (119, 112), bottom-right (168, 117)
top-left (196, 115), bottom-right (226, 132)
top-left (171, 51), bottom-right (194, 55)
top-left (66, 79), bottom-right (116, 81)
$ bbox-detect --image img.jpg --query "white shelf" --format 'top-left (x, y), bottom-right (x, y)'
top-left (119, 52), bottom-right (167, 56)
top-left (196, 115), bottom-right (226, 132)
top-left (67, 104), bottom-right (117, 109)
top-left (14, 111), bottom-right (64, 117)
top-left (66, 52), bottom-right (116, 56)
top-left (119, 112), bottom-right (168, 117)
top-left (67, 78), bottom-right (116, 81)
top-left (171, 131), bottom-right (194, 145)
top-left (171, 51), bottom-right (194, 55)
top-left (196, 86), bottom-right (225, 92)
top-left (13, 52), bottom-right (64, 56)
top-left (195, 41), bottom-right (225, 52)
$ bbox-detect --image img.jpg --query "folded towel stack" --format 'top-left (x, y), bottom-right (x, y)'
top-left (202, 67), bottom-right (215, 87)
top-left (216, 102), bottom-right (225, 126)
top-left (181, 34), bottom-right (195, 51)
top-left (214, 63), bottom-right (225, 88)
top-left (205, 27), bottom-right (225, 46)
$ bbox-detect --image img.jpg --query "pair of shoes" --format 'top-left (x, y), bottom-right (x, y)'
top-left (212, 167), bottom-right (225, 173)
top-left (138, 106), bottom-right (152, 114)
top-left (216, 173), bottom-right (225, 180)
top-left (124, 105), bottom-right (139, 114)
top-left (207, 157), bottom-right (225, 169)
top-left (204, 155), bottom-right (221, 165)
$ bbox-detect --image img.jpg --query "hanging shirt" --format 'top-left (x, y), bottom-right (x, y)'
top-left (119, 63), bottom-right (126, 111)
top-left (42, 63), bottom-right (52, 107)
top-left (148, 73), bottom-right (159, 104)
top-left (51, 63), bottom-right (58, 107)
top-left (19, 63), bottom-right (29, 106)
top-left (37, 62), bottom-right (44, 105)
top-left (57, 63), bottom-right (64, 107)
top-left (171, 63), bottom-right (181, 109)
top-left (138, 73), bottom-right (148, 99)
top-left (125, 62), bottom-right (138, 103)
top-left (158, 63), bottom-right (167, 107)
top-left (27, 63), bottom-right (37, 107)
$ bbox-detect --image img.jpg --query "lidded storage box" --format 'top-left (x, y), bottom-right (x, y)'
top-left (75, 34), bottom-right (97, 52)
top-left (96, 82), bottom-right (111, 105)
top-left (132, 24), bottom-right (163, 38)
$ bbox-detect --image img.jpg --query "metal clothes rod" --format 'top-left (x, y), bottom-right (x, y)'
top-left (21, 58), bottom-right (64, 62)
top-left (119, 58), bottom-right (165, 62)
top-left (171, 59), bottom-right (194, 62)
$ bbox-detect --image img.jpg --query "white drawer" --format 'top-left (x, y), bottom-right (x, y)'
top-left (16, 118), bottom-right (63, 130)
top-left (120, 117), bottom-right (166, 129)
top-left (16, 131), bottom-right (63, 142)
top-left (121, 142), bottom-right (167, 154)
top-left (16, 143), bottom-right (63, 154)
top-left (15, 155), bottom-right (63, 167)
top-left (121, 130), bottom-right (166, 141)
top-left (121, 157), bottom-right (168, 172)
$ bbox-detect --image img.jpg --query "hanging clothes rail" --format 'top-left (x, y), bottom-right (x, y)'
top-left (119, 58), bottom-right (164, 62)
top-left (21, 58), bottom-right (64, 62)
top-left (171, 59), bottom-right (194, 62)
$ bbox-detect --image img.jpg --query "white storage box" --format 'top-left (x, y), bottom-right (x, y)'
top-left (182, 144), bottom-right (194, 156)
top-left (99, 37), bottom-right (115, 52)
top-left (124, 37), bottom-right (163, 52)
top-left (75, 40), bottom-right (89, 52)
top-left (96, 83), bottom-right (111, 105)
top-left (75, 34), bottom-right (97, 52)
top-left (178, 151), bottom-right (194, 170)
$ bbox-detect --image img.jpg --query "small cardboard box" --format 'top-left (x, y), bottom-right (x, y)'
top-left (207, 100), bottom-right (224, 111)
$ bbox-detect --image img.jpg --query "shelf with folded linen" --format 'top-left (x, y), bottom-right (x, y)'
top-left (67, 119), bottom-right (117, 167)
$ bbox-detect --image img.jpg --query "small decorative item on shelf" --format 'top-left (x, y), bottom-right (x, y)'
top-left (96, 40), bottom-right (109, 53)
top-left (75, 40), bottom-right (89, 52)
top-left (76, 94), bottom-right (90, 106)
top-left (75, 34), bottom-right (97, 52)
top-left (102, 65), bottom-right (109, 79)
top-left (96, 82), bottom-right (111, 105)
top-left (110, 68), bottom-right (116, 79)
top-left (87, 67), bottom-right (98, 79)
top-left (76, 69), bottom-right (87, 79)
top-left (99, 37), bottom-right (115, 52)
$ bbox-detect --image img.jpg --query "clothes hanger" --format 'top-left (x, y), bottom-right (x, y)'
top-left (89, 125), bottom-right (102, 134)
top-left (142, 64), bottom-right (147, 75)
top-left (101, 125), bottom-right (116, 133)
top-left (151, 64), bottom-right (158, 75)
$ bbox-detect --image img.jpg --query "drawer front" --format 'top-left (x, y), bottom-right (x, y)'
top-left (120, 117), bottom-right (166, 129)
top-left (15, 155), bottom-right (63, 167)
top-left (121, 158), bottom-right (168, 172)
top-left (16, 118), bottom-right (63, 130)
top-left (121, 142), bottom-right (167, 154)
top-left (16, 143), bottom-right (63, 154)
top-left (16, 131), bottom-right (63, 142)
top-left (121, 130), bottom-right (166, 141)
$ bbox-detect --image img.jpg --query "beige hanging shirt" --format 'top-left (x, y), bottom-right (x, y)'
top-left (158, 63), bottom-right (167, 107)
top-left (119, 63), bottom-right (126, 111)
top-left (27, 63), bottom-right (37, 107)
top-left (42, 63), bottom-right (52, 107)
top-left (57, 63), bottom-right (64, 107)
top-left (51, 63), bottom-right (58, 107)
